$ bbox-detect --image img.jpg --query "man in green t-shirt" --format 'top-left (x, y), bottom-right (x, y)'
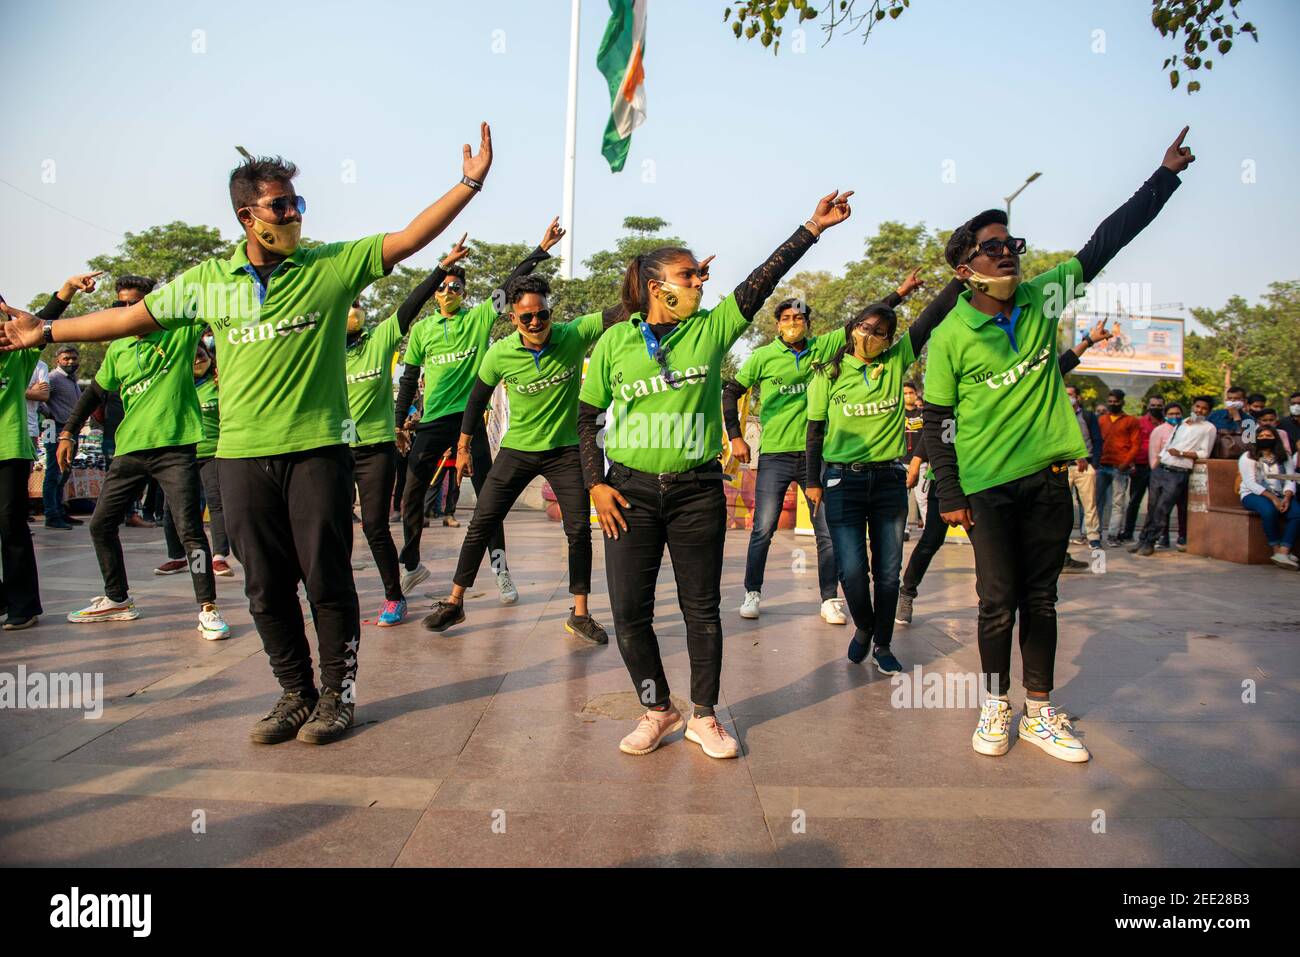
top-left (922, 127), bottom-right (1195, 765)
top-left (56, 313), bottom-right (229, 640)
top-left (392, 219), bottom-right (563, 605)
top-left (421, 274), bottom-right (616, 643)
top-left (0, 124), bottom-right (495, 747)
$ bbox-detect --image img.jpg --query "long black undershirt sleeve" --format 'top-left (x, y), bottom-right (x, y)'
top-left (805, 420), bottom-right (827, 488)
top-left (459, 378), bottom-right (495, 437)
top-left (1058, 348), bottom-right (1081, 375)
top-left (906, 278), bottom-right (966, 354)
top-left (922, 401), bottom-right (965, 513)
top-left (578, 401), bottom-right (605, 489)
top-left (35, 292), bottom-right (70, 321)
top-left (1076, 167), bottom-right (1181, 283)
top-left (63, 380), bottom-right (107, 438)
top-left (495, 246), bottom-right (550, 310)
top-left (733, 225), bottom-right (818, 319)
top-left (395, 267), bottom-right (445, 336)
top-left (722, 380), bottom-right (747, 440)
top-left (394, 363), bottom-right (421, 430)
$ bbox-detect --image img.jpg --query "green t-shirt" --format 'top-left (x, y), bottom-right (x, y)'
top-left (403, 300), bottom-right (498, 424)
top-left (923, 257), bottom-right (1088, 496)
top-left (195, 375), bottom-right (220, 459)
top-left (0, 349), bottom-right (41, 461)
top-left (477, 312), bottom-right (605, 451)
top-left (579, 293), bottom-right (750, 473)
top-left (806, 334), bottom-right (916, 465)
top-left (144, 234), bottom-right (388, 458)
top-left (736, 330), bottom-right (846, 454)
top-left (345, 313), bottom-right (404, 448)
top-left (95, 326), bottom-right (204, 456)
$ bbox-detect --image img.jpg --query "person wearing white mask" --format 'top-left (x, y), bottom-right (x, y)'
top-left (1132, 396), bottom-right (1216, 556)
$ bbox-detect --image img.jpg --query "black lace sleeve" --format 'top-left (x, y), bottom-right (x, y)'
top-left (922, 401), bottom-right (967, 513)
top-left (733, 225), bottom-right (818, 319)
top-left (906, 278), bottom-right (966, 354)
top-left (806, 419), bottom-right (827, 488)
top-left (63, 380), bottom-right (106, 438)
top-left (394, 362), bottom-right (421, 429)
top-left (578, 401), bottom-right (606, 489)
top-left (1076, 167), bottom-right (1181, 283)
top-left (722, 380), bottom-right (747, 440)
top-left (396, 267), bottom-right (446, 336)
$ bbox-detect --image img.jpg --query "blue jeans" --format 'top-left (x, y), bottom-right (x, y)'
top-left (743, 451), bottom-right (838, 600)
top-left (822, 463), bottom-right (908, 649)
top-left (1241, 493), bottom-right (1300, 548)
top-left (42, 437), bottom-right (72, 522)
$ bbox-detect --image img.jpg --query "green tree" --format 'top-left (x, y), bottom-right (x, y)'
top-left (723, 0), bottom-right (1258, 93)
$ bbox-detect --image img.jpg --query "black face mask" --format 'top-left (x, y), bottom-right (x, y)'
top-left (1148, 406), bottom-right (1164, 418)
top-left (1107, 403), bottom-right (1123, 413)
top-left (1256, 439), bottom-right (1278, 455)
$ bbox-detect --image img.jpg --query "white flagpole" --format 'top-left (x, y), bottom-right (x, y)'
top-left (560, 0), bottom-right (581, 280)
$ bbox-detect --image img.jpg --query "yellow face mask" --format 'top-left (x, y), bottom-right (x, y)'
top-left (436, 291), bottom-right (463, 314)
top-left (778, 320), bottom-right (808, 344)
top-left (346, 308), bottom-right (364, 334)
top-left (654, 281), bottom-right (702, 321)
top-left (964, 269), bottom-right (1020, 300)
top-left (248, 214), bottom-right (302, 255)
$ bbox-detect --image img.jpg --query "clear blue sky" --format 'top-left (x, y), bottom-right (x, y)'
top-left (3, 0), bottom-right (1297, 320)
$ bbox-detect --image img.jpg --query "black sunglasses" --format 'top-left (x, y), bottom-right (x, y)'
top-left (248, 195), bottom-right (306, 218)
top-left (516, 309), bottom-right (552, 325)
top-left (965, 236), bottom-right (1026, 264)
top-left (437, 281), bottom-right (465, 293)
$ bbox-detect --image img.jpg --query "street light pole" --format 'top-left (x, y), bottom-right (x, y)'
top-left (1004, 171), bottom-right (1042, 221)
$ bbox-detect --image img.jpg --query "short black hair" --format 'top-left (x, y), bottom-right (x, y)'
top-left (1290, 391), bottom-right (1300, 400)
top-left (229, 155), bottom-right (299, 216)
top-left (444, 265), bottom-right (467, 283)
top-left (506, 274), bottom-right (550, 305)
top-left (115, 275), bottom-right (155, 295)
top-left (1247, 392), bottom-right (1266, 405)
top-left (1193, 394), bottom-right (1215, 407)
top-left (1225, 385), bottom-right (1246, 396)
top-left (945, 209), bottom-right (1008, 269)
top-left (1259, 407), bottom-right (1277, 418)
top-left (903, 380), bottom-right (919, 392)
top-left (1165, 401), bottom-right (1183, 412)
top-left (1109, 389), bottom-right (1126, 401)
top-left (774, 297), bottom-right (811, 322)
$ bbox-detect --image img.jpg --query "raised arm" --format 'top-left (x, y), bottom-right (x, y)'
top-left (1059, 317), bottom-right (1115, 373)
top-left (380, 123), bottom-right (493, 271)
top-left (1075, 128), bottom-right (1193, 283)
top-left (733, 191), bottom-right (853, 319)
top-left (1, 298), bottom-right (160, 351)
top-left (904, 277), bottom-right (965, 353)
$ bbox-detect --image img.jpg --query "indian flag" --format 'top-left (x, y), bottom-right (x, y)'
top-left (597, 0), bottom-right (647, 173)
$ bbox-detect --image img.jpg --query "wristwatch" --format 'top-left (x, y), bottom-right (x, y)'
top-left (1081, 334), bottom-right (1093, 348)
top-left (42, 320), bottom-right (56, 344)
top-left (460, 174), bottom-right (483, 192)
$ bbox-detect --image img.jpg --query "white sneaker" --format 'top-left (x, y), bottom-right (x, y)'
top-left (1269, 551), bottom-right (1298, 569)
top-left (820, 598), bottom-right (846, 625)
top-left (1018, 706), bottom-right (1090, 763)
top-left (197, 605), bottom-right (231, 641)
top-left (739, 591), bottom-right (761, 619)
top-left (400, 564), bottom-right (431, 595)
top-left (972, 698), bottom-right (1012, 756)
top-left (496, 568), bottom-right (518, 605)
top-left (67, 596), bottom-right (139, 623)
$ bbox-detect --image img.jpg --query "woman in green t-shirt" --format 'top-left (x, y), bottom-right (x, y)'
top-left (576, 190), bottom-right (854, 761)
top-left (804, 279), bottom-right (962, 675)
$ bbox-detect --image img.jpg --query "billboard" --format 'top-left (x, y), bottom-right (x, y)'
top-left (1071, 314), bottom-right (1184, 378)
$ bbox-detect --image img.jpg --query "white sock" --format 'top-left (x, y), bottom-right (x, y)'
top-left (1026, 698), bottom-right (1050, 717)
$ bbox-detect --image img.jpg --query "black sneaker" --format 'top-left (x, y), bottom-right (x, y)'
top-left (1133, 543), bottom-right (1156, 557)
top-left (422, 599), bottom-right (466, 633)
top-left (3, 615), bottom-right (38, 631)
top-left (250, 690), bottom-right (319, 744)
top-left (297, 687), bottom-right (355, 745)
top-left (895, 594), bottom-right (914, 625)
top-left (1062, 555), bottom-right (1091, 573)
top-left (564, 610), bottom-right (609, 645)
top-left (871, 643), bottom-right (903, 676)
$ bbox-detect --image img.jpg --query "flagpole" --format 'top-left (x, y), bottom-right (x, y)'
top-left (560, 0), bottom-right (581, 280)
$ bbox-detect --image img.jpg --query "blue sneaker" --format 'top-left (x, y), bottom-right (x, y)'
top-left (871, 643), bottom-right (903, 676)
top-left (846, 631), bottom-right (871, 664)
top-left (376, 599), bottom-right (407, 627)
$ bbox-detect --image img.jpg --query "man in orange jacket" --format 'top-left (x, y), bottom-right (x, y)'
top-left (1097, 388), bottom-right (1141, 546)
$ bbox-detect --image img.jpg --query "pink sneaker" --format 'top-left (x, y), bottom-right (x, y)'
top-left (618, 707), bottom-right (684, 755)
top-left (685, 715), bottom-right (739, 759)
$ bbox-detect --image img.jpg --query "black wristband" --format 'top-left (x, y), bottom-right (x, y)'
top-left (1080, 335), bottom-right (1093, 348)
top-left (43, 320), bottom-right (56, 344)
top-left (460, 175), bottom-right (483, 192)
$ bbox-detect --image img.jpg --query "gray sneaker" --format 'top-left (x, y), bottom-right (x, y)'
top-left (895, 594), bottom-right (914, 625)
top-left (250, 690), bottom-right (318, 745)
top-left (297, 687), bottom-right (355, 745)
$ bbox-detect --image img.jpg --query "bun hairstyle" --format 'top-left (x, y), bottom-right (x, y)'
top-left (620, 246), bottom-right (695, 318)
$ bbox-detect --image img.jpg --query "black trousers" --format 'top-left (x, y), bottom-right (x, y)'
top-left (353, 441), bottom-right (402, 603)
top-left (0, 458), bottom-right (41, 619)
top-left (399, 412), bottom-right (502, 571)
top-left (966, 465), bottom-right (1073, 697)
top-left (219, 446), bottom-right (359, 694)
top-left (1139, 465), bottom-right (1190, 546)
top-left (1121, 463), bottom-right (1151, 539)
top-left (164, 456), bottom-right (229, 559)
top-left (603, 461), bottom-right (726, 708)
top-left (901, 483), bottom-right (946, 599)
top-left (91, 445), bottom-right (215, 606)
top-left (453, 445), bottom-right (592, 593)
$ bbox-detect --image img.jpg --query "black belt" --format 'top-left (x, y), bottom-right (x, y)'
top-left (1158, 463), bottom-right (1192, 474)
top-left (611, 460), bottom-right (730, 484)
top-left (826, 460), bottom-right (900, 472)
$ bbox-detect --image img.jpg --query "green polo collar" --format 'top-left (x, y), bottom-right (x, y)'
top-left (224, 239), bottom-right (307, 276)
top-left (952, 281), bottom-right (1032, 330)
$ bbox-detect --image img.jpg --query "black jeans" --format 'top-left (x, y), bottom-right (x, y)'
top-left (353, 441), bottom-right (402, 603)
top-left (453, 445), bottom-right (591, 593)
top-left (1121, 463), bottom-right (1151, 540)
top-left (901, 483), bottom-right (946, 599)
top-left (399, 413), bottom-right (502, 571)
top-left (603, 461), bottom-right (726, 708)
top-left (91, 445), bottom-right (215, 607)
top-left (967, 464), bottom-right (1073, 697)
top-left (0, 458), bottom-right (41, 619)
top-left (219, 445), bottom-right (359, 694)
top-left (164, 456), bottom-right (228, 559)
top-left (1139, 465), bottom-right (1190, 546)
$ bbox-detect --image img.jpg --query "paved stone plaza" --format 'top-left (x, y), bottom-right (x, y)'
top-left (1, 511), bottom-right (1296, 867)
